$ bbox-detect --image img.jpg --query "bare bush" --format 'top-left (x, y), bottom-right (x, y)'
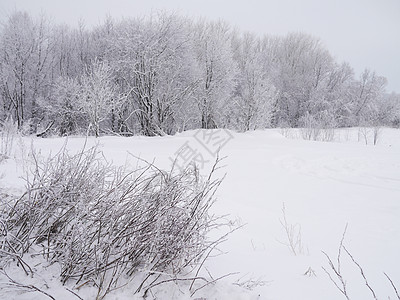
top-left (357, 126), bottom-right (371, 145)
top-left (279, 122), bottom-right (295, 139)
top-left (278, 203), bottom-right (304, 256)
top-left (357, 126), bottom-right (382, 146)
top-left (0, 144), bottom-right (231, 298)
top-left (372, 127), bottom-right (381, 145)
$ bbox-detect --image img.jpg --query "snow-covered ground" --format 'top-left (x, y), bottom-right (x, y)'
top-left (1, 128), bottom-right (399, 299)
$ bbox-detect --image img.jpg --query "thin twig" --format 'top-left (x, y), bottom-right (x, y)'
top-left (2, 271), bottom-right (55, 300)
top-left (337, 223), bottom-right (348, 274)
top-left (343, 246), bottom-right (378, 300)
top-left (321, 224), bottom-right (350, 300)
top-left (190, 272), bottom-right (239, 297)
top-left (384, 272), bottom-right (400, 300)
top-left (321, 256), bottom-right (350, 300)
top-left (66, 287), bottom-right (84, 300)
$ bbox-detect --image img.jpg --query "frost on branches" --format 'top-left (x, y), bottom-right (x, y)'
top-left (0, 145), bottom-right (234, 298)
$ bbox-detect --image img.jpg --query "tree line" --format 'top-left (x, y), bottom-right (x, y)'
top-left (1, 11), bottom-right (399, 137)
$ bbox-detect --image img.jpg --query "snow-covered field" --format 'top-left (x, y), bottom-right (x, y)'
top-left (1, 128), bottom-right (399, 299)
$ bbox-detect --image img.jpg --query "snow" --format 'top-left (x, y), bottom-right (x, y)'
top-left (1, 128), bottom-right (399, 299)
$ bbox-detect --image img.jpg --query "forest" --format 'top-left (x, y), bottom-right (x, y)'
top-left (1, 10), bottom-right (400, 300)
top-left (1, 11), bottom-right (399, 137)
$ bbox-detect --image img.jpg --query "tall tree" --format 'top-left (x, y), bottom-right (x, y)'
top-left (270, 33), bottom-right (334, 127)
top-left (230, 32), bottom-right (277, 131)
top-left (192, 20), bottom-right (237, 129)
top-left (351, 69), bottom-right (387, 125)
top-left (78, 59), bottom-right (115, 137)
top-left (110, 14), bottom-right (198, 135)
top-left (0, 12), bottom-right (55, 132)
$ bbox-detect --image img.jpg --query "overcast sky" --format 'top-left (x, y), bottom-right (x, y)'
top-left (1, 0), bottom-right (399, 93)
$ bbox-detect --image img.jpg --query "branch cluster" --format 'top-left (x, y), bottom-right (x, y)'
top-left (0, 145), bottom-right (227, 298)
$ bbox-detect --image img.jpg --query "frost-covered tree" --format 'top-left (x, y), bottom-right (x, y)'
top-left (41, 76), bottom-right (83, 135)
top-left (0, 10), bottom-right (394, 136)
top-left (351, 69), bottom-right (387, 125)
top-left (324, 62), bottom-right (355, 126)
top-left (230, 32), bottom-right (277, 131)
top-left (0, 12), bottom-right (35, 128)
top-left (51, 25), bottom-right (82, 79)
top-left (78, 60), bottom-right (115, 137)
top-left (192, 20), bottom-right (237, 129)
top-left (110, 14), bottom-right (198, 135)
top-left (0, 12), bottom-right (55, 131)
top-left (383, 92), bottom-right (400, 127)
top-left (270, 33), bottom-right (334, 127)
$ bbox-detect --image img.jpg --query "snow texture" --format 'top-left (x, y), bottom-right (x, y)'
top-left (0, 128), bottom-right (399, 299)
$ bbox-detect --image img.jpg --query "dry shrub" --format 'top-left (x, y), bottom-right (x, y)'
top-left (0, 144), bottom-right (229, 298)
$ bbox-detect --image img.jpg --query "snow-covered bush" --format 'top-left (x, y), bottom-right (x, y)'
top-left (0, 145), bottom-right (226, 298)
top-left (0, 116), bottom-right (18, 161)
top-left (299, 111), bottom-right (336, 142)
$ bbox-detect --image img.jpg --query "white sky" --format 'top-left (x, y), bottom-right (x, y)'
top-left (1, 0), bottom-right (399, 93)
